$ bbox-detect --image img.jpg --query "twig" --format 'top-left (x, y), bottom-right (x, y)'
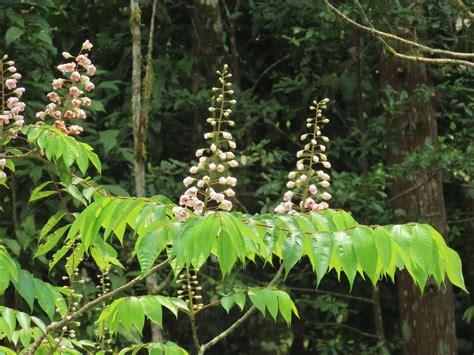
top-left (198, 264), bottom-right (285, 354)
top-left (324, 0), bottom-right (474, 67)
top-left (452, 0), bottom-right (474, 20)
top-left (317, 322), bottom-right (380, 339)
top-left (448, 217), bottom-right (474, 225)
top-left (288, 286), bottom-right (373, 303)
top-left (194, 299), bottom-right (221, 316)
top-left (0, 149), bottom-right (37, 159)
top-left (388, 169), bottom-right (441, 202)
top-left (251, 54), bottom-right (291, 92)
top-left (25, 259), bottom-right (170, 354)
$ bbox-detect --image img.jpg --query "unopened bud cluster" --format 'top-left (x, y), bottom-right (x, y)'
top-left (275, 98), bottom-right (332, 214)
top-left (36, 40), bottom-right (95, 135)
top-left (173, 64), bottom-right (238, 221)
top-left (176, 270), bottom-right (204, 311)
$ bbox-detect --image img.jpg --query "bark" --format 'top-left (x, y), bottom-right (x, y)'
top-left (381, 31), bottom-right (458, 355)
top-left (353, 30), bottom-right (386, 351)
top-left (460, 188), bottom-right (474, 347)
top-left (130, 0), bottom-right (145, 198)
top-left (191, 0), bottom-right (224, 79)
top-left (131, 0), bottom-right (163, 342)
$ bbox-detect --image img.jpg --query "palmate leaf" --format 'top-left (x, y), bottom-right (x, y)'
top-left (246, 211), bottom-right (466, 291)
top-left (0, 248), bottom-right (67, 319)
top-left (0, 307), bottom-right (50, 351)
top-left (65, 195), bottom-right (173, 249)
top-left (23, 124), bottom-right (101, 178)
top-left (172, 212), bottom-right (263, 275)
top-left (220, 288), bottom-right (298, 325)
top-left (97, 296), bottom-right (188, 336)
top-left (43, 198), bottom-right (466, 293)
top-left (247, 288), bottom-right (299, 324)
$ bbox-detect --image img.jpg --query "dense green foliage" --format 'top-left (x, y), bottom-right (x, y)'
top-left (0, 0), bottom-right (473, 354)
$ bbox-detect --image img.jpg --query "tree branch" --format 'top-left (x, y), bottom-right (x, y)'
top-left (324, 0), bottom-right (474, 67)
top-left (452, 0), bottom-right (474, 20)
top-left (25, 259), bottom-right (170, 354)
top-left (198, 264), bottom-right (285, 354)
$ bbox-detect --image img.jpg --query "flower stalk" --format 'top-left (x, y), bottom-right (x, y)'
top-left (0, 55), bottom-right (26, 181)
top-left (275, 98), bottom-right (332, 214)
top-left (173, 64), bottom-right (238, 221)
top-left (36, 40), bottom-right (96, 135)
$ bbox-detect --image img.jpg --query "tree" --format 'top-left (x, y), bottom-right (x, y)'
top-left (379, 2), bottom-right (458, 353)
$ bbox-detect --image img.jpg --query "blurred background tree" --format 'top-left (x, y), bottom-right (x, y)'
top-left (0, 0), bottom-right (473, 353)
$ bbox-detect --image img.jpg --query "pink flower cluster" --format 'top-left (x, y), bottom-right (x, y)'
top-left (36, 40), bottom-right (96, 135)
top-left (1, 55), bottom-right (26, 131)
top-left (0, 158), bottom-right (6, 180)
top-left (173, 64), bottom-right (238, 221)
top-left (1, 55), bottom-right (26, 180)
top-left (274, 98), bottom-right (332, 214)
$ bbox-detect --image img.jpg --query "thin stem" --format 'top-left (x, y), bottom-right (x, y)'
top-left (203, 71), bottom-right (227, 212)
top-left (185, 269), bottom-right (201, 351)
top-left (299, 104), bottom-right (320, 211)
top-left (452, 0), bottom-right (474, 20)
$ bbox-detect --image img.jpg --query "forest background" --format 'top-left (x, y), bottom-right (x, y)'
top-left (0, 0), bottom-right (473, 354)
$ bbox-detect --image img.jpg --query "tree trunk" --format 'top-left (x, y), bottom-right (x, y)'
top-left (460, 188), bottom-right (474, 347)
top-left (381, 40), bottom-right (458, 355)
top-left (130, 0), bottom-right (145, 198)
top-left (191, 0), bottom-right (224, 79)
top-left (131, 0), bottom-right (163, 342)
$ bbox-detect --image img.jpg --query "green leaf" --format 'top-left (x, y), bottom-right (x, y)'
top-left (136, 227), bottom-right (169, 274)
top-left (91, 235), bottom-right (123, 270)
top-left (5, 26), bottom-right (24, 45)
top-left (87, 150), bottom-right (102, 173)
top-left (0, 257), bottom-right (11, 294)
top-left (0, 345), bottom-right (17, 354)
top-left (309, 212), bottom-right (336, 232)
top-left (35, 225), bottom-right (70, 258)
top-left (0, 248), bottom-right (18, 282)
top-left (33, 279), bottom-right (55, 320)
top-left (29, 181), bottom-right (56, 202)
top-left (333, 231), bottom-right (358, 288)
top-left (216, 230), bottom-right (238, 276)
top-left (17, 270), bottom-right (35, 311)
top-left (248, 288), bottom-right (266, 316)
top-left (220, 213), bottom-right (247, 262)
top-left (411, 224), bottom-right (433, 272)
top-left (39, 212), bottom-right (66, 241)
top-left (261, 288), bottom-right (278, 321)
top-left (141, 296), bottom-right (163, 329)
top-left (281, 231), bottom-right (304, 277)
top-left (221, 292), bottom-right (246, 313)
top-left (372, 227), bottom-right (393, 272)
top-left (445, 248), bottom-right (467, 291)
top-left (350, 227), bottom-right (378, 284)
top-left (305, 232), bottom-right (333, 286)
top-left (125, 297), bottom-right (145, 335)
top-left (276, 290), bottom-right (299, 324)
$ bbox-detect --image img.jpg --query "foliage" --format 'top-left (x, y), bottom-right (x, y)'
top-left (0, 0), bottom-right (472, 354)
